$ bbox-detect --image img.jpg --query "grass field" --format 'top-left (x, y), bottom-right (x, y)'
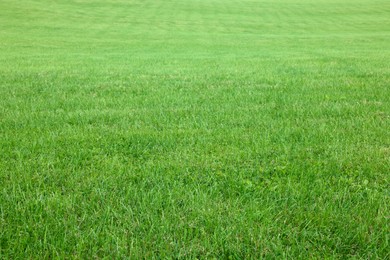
top-left (1, 0), bottom-right (389, 258)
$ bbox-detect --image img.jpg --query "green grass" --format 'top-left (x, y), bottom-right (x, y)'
top-left (0, 0), bottom-right (389, 258)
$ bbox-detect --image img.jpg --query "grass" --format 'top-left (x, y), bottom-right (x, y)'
top-left (0, 0), bottom-right (389, 258)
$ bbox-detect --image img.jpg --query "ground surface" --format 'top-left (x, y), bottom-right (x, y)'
top-left (0, 0), bottom-right (389, 258)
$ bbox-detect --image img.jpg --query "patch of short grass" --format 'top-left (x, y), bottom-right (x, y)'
top-left (0, 0), bottom-right (389, 258)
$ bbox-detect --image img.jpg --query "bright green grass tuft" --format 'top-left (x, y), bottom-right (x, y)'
top-left (0, 0), bottom-right (389, 258)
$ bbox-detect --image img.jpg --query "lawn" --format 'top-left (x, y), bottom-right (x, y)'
top-left (0, 0), bottom-right (389, 258)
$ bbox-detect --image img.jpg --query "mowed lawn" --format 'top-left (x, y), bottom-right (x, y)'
top-left (0, 0), bottom-right (389, 258)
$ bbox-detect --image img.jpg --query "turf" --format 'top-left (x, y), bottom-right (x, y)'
top-left (0, 0), bottom-right (389, 258)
